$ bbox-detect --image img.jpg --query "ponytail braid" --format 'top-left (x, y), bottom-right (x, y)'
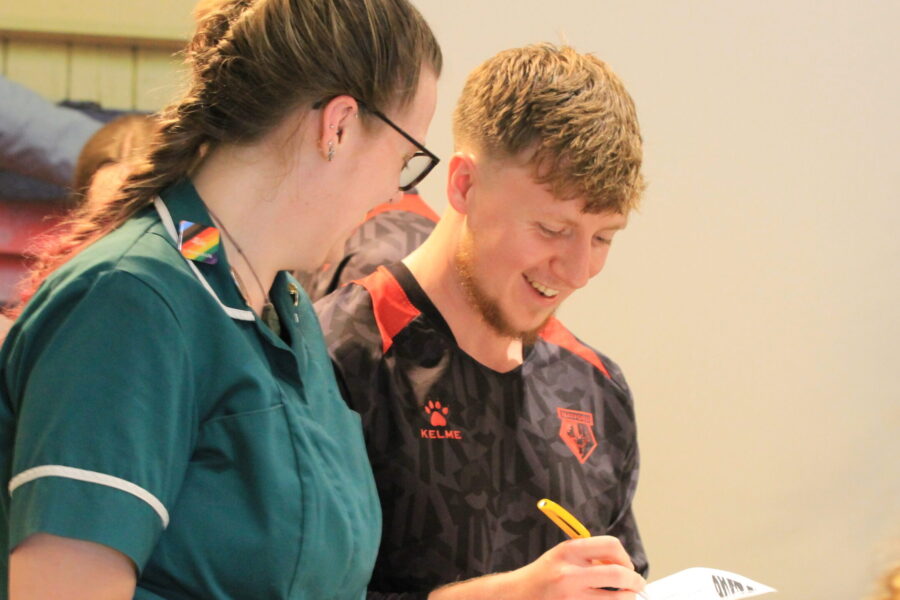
top-left (7, 3), bottom-right (249, 314)
top-left (7, 94), bottom-right (210, 315)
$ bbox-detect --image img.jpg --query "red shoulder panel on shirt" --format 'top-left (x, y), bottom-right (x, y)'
top-left (539, 317), bottom-right (611, 379)
top-left (354, 266), bottom-right (421, 354)
top-left (364, 193), bottom-right (440, 223)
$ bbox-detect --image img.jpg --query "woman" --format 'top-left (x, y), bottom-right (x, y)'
top-left (0, 0), bottom-right (441, 597)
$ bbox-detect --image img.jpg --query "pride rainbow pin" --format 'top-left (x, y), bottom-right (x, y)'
top-left (179, 221), bottom-right (220, 264)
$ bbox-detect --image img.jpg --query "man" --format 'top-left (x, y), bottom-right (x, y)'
top-left (316, 44), bottom-right (647, 599)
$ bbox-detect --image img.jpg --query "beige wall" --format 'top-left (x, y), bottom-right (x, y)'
top-left (410, 1), bottom-right (899, 598)
top-left (6, 1), bottom-right (898, 598)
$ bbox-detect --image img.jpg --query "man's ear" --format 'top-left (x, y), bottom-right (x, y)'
top-left (446, 152), bottom-right (477, 215)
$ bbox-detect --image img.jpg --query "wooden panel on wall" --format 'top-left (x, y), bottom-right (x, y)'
top-left (71, 44), bottom-right (138, 110)
top-left (97, 47), bottom-right (137, 110)
top-left (68, 44), bottom-right (102, 104)
top-left (135, 47), bottom-right (185, 112)
top-left (5, 40), bottom-right (69, 102)
top-left (0, 0), bottom-right (194, 43)
top-left (4, 37), bottom-right (184, 112)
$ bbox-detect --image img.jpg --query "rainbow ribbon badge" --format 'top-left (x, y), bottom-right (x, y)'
top-left (178, 220), bottom-right (220, 264)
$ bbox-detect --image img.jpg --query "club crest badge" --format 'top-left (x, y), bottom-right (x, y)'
top-left (178, 220), bottom-right (220, 264)
top-left (557, 407), bottom-right (598, 464)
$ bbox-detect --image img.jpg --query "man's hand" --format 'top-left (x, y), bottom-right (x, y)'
top-left (429, 535), bottom-right (645, 600)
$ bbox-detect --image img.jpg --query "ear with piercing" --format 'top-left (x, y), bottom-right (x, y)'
top-left (324, 123), bottom-right (337, 161)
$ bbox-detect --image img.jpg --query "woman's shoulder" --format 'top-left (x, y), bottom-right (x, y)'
top-left (15, 215), bottom-right (198, 338)
top-left (56, 214), bottom-right (194, 300)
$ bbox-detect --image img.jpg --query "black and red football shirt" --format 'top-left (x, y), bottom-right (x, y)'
top-left (298, 192), bottom-right (438, 302)
top-left (316, 262), bottom-right (647, 600)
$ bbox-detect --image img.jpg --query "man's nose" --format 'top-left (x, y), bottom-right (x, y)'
top-left (552, 241), bottom-right (596, 290)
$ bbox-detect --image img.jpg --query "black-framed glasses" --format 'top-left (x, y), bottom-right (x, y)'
top-left (314, 97), bottom-right (440, 191)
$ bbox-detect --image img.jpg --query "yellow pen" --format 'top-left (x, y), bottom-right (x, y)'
top-left (537, 498), bottom-right (591, 539)
top-left (537, 498), bottom-right (652, 599)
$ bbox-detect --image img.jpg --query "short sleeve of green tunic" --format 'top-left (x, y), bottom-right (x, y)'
top-left (2, 182), bottom-right (382, 599)
top-left (6, 268), bottom-right (194, 568)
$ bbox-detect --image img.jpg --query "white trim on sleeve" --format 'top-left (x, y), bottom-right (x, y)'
top-left (8, 465), bottom-right (170, 528)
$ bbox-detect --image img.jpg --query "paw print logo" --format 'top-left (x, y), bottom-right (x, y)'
top-left (424, 400), bottom-right (449, 427)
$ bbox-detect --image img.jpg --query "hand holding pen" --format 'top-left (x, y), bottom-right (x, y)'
top-left (427, 499), bottom-right (648, 600)
top-left (535, 499), bottom-right (649, 599)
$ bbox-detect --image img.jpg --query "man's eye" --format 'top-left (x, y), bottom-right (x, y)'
top-left (538, 224), bottom-right (565, 237)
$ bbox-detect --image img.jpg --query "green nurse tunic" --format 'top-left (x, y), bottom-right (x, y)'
top-left (0, 179), bottom-right (381, 599)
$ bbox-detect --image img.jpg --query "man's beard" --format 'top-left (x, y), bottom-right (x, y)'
top-left (453, 230), bottom-right (552, 346)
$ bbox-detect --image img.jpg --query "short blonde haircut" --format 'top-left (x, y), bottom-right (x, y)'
top-left (453, 44), bottom-right (644, 214)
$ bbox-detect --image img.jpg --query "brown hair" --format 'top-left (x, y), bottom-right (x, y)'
top-left (11, 0), bottom-right (441, 314)
top-left (71, 113), bottom-right (157, 203)
top-left (453, 43), bottom-right (643, 214)
top-left (192, 0), bottom-right (228, 24)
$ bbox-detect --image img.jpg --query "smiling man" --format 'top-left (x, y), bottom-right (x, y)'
top-left (316, 44), bottom-right (647, 600)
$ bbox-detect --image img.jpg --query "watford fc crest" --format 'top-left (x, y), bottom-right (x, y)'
top-left (556, 407), bottom-right (598, 463)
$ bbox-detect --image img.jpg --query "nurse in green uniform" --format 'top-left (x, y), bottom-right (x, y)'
top-left (0, 0), bottom-right (441, 598)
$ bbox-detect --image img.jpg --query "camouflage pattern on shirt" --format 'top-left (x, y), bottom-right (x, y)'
top-left (297, 192), bottom-right (437, 302)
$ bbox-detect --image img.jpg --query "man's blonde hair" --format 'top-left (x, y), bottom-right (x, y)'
top-left (453, 44), bottom-right (644, 214)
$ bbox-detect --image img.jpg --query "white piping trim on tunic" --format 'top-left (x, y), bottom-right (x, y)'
top-left (9, 465), bottom-right (170, 528)
top-left (153, 196), bottom-right (255, 322)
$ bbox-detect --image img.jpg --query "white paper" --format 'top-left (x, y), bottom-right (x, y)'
top-left (644, 567), bottom-right (776, 600)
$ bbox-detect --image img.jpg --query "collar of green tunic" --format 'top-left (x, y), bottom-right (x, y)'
top-left (155, 178), bottom-right (256, 323)
top-left (155, 178), bottom-right (312, 354)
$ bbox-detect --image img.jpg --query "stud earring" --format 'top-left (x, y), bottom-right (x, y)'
top-left (327, 141), bottom-right (335, 162)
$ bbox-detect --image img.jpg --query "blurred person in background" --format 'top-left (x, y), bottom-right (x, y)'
top-left (0, 75), bottom-right (101, 188)
top-left (0, 115), bottom-right (157, 341)
top-left (71, 113), bottom-right (158, 211)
